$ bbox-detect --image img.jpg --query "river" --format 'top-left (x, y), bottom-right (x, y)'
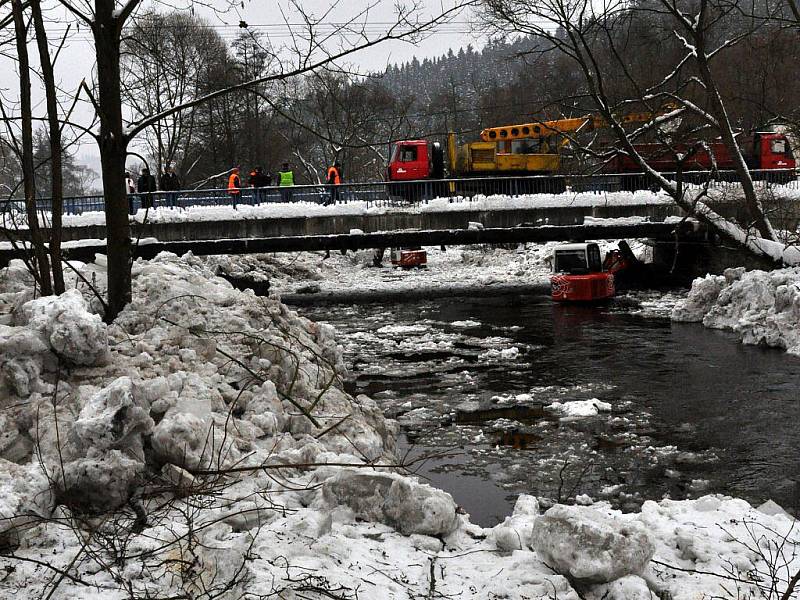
top-left (297, 293), bottom-right (800, 526)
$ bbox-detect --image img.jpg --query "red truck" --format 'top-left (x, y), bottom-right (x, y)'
top-left (388, 116), bottom-right (796, 195)
top-left (605, 132), bottom-right (795, 181)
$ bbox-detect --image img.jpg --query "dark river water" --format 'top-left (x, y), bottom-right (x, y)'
top-left (298, 294), bottom-right (800, 527)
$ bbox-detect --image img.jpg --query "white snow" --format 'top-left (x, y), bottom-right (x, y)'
top-left (44, 189), bottom-right (680, 228)
top-left (450, 319), bottom-right (482, 328)
top-left (673, 266), bottom-right (800, 354)
top-left (548, 397), bottom-right (613, 417)
top-left (0, 251), bottom-right (798, 599)
top-left (532, 503), bottom-right (655, 584)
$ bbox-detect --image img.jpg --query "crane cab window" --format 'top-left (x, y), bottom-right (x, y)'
top-left (398, 146), bottom-right (418, 162)
top-left (771, 139), bottom-right (789, 155)
top-left (553, 243), bottom-right (602, 274)
top-left (587, 244), bottom-right (602, 271)
top-left (554, 250), bottom-right (588, 273)
top-left (511, 139), bottom-right (540, 154)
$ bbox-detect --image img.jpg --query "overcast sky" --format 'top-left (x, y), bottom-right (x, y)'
top-left (0, 0), bottom-right (482, 177)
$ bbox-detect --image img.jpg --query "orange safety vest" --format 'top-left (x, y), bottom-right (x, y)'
top-left (327, 166), bottom-right (341, 185)
top-left (228, 172), bottom-right (241, 195)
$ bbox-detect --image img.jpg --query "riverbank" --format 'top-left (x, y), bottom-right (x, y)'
top-left (0, 252), bottom-right (797, 599)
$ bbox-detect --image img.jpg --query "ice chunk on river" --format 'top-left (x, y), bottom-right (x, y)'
top-left (547, 398), bottom-right (611, 418)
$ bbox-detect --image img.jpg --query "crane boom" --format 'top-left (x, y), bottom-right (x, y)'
top-left (479, 107), bottom-right (676, 142)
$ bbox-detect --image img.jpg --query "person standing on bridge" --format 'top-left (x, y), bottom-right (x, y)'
top-left (278, 162), bottom-right (294, 203)
top-left (228, 167), bottom-right (242, 209)
top-left (325, 161), bottom-right (342, 206)
top-left (137, 167), bottom-right (157, 210)
top-left (125, 171), bottom-right (136, 215)
top-left (160, 164), bottom-right (181, 208)
top-left (249, 166), bottom-right (270, 204)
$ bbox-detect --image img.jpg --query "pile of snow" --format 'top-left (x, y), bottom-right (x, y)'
top-left (673, 266), bottom-right (800, 354)
top-left (319, 470), bottom-right (459, 536)
top-left (0, 254), bottom-right (399, 516)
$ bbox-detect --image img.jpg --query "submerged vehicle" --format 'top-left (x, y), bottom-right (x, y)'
top-left (550, 242), bottom-right (636, 302)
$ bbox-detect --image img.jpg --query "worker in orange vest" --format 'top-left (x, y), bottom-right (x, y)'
top-left (325, 161), bottom-right (342, 206)
top-left (228, 167), bottom-right (241, 208)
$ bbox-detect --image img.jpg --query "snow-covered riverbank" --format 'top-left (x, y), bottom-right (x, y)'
top-left (0, 253), bottom-right (798, 599)
top-left (674, 266), bottom-right (800, 355)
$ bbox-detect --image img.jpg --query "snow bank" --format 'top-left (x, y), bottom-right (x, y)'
top-left (53, 189), bottom-right (678, 228)
top-left (673, 266), bottom-right (800, 354)
top-left (0, 253), bottom-right (398, 516)
top-left (1, 253), bottom-right (798, 599)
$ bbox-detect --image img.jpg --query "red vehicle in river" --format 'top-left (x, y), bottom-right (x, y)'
top-left (550, 242), bottom-right (636, 302)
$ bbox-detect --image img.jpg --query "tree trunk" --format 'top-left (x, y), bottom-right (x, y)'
top-left (94, 0), bottom-right (132, 321)
top-left (695, 54), bottom-right (777, 241)
top-left (12, 0), bottom-right (53, 296)
top-left (31, 0), bottom-right (65, 294)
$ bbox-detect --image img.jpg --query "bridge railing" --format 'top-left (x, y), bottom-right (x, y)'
top-left (1, 169), bottom-right (797, 216)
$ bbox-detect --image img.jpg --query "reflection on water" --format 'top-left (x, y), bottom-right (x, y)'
top-left (298, 295), bottom-right (800, 527)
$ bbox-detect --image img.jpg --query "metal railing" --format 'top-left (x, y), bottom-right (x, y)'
top-left (2, 169), bottom-right (797, 217)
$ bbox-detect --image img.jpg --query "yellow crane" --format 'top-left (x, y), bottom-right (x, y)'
top-left (478, 109), bottom-right (668, 142)
top-left (444, 107), bottom-right (676, 180)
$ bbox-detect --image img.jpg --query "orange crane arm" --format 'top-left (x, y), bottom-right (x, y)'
top-left (480, 117), bottom-right (590, 142)
top-left (479, 106), bottom-right (677, 142)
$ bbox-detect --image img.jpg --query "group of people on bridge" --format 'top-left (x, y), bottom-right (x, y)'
top-left (227, 162), bottom-right (343, 206)
top-left (125, 165), bottom-right (180, 214)
top-left (124, 161), bottom-right (344, 213)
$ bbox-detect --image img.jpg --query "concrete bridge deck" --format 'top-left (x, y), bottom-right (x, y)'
top-left (0, 222), bottom-right (702, 265)
top-left (20, 201), bottom-right (689, 245)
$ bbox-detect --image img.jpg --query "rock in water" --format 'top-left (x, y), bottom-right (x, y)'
top-left (532, 504), bottom-right (654, 584)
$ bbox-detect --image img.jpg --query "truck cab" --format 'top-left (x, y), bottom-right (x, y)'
top-left (754, 132), bottom-right (796, 171)
top-left (388, 140), bottom-right (444, 181)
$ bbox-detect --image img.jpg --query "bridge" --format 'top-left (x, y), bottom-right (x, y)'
top-left (1, 173), bottom-right (795, 276)
top-left (0, 222), bottom-right (697, 265)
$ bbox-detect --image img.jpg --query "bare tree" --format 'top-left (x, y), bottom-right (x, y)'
top-left (10, 0), bottom-right (53, 295)
top-left (51, 0), bottom-right (475, 321)
top-left (121, 11), bottom-right (233, 181)
top-left (31, 0), bottom-right (67, 293)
